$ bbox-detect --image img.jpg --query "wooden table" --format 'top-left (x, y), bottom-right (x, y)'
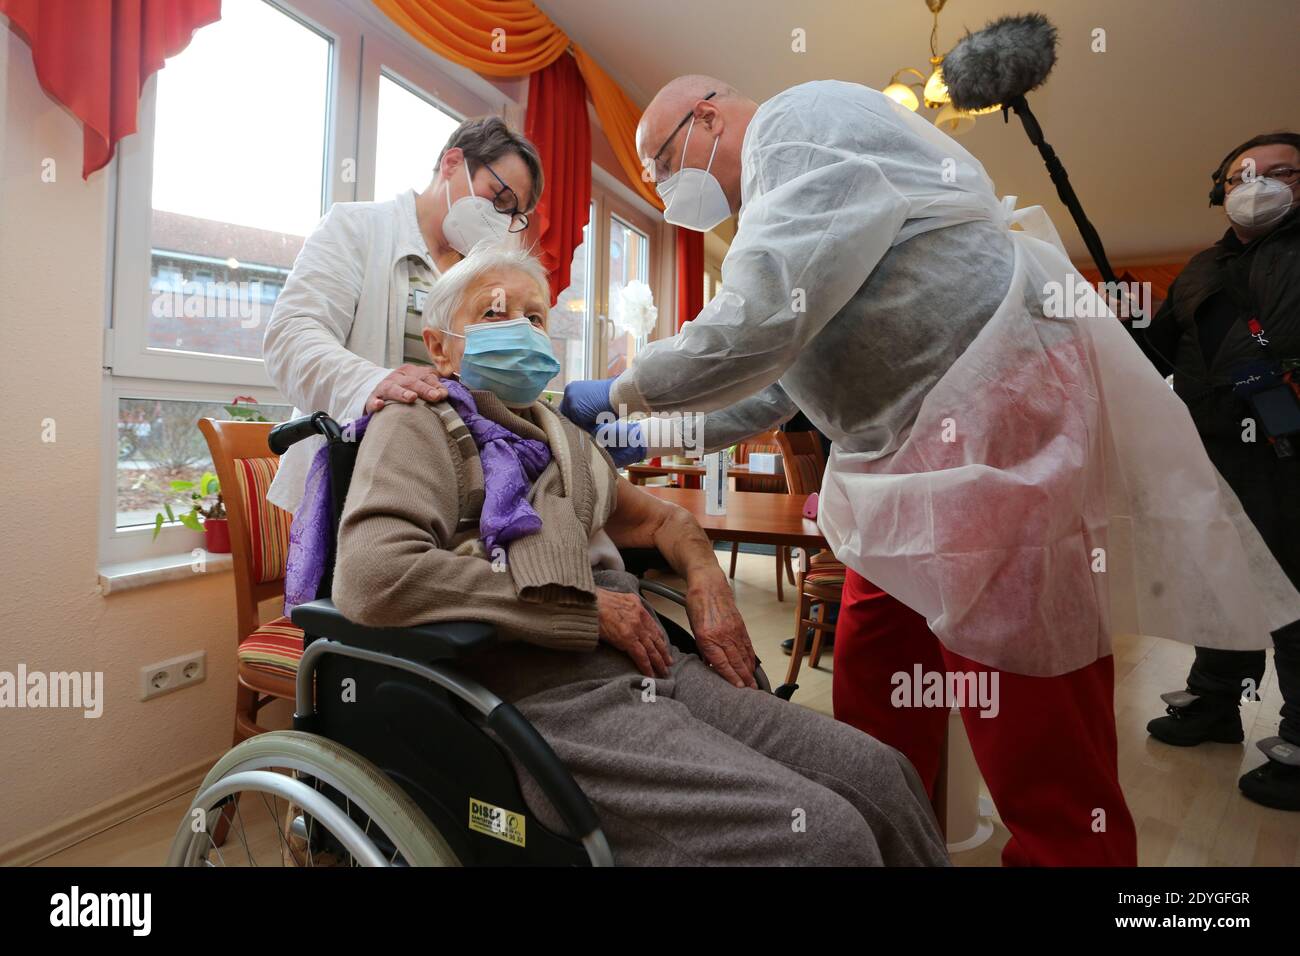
top-left (639, 486), bottom-right (826, 550)
top-left (625, 461), bottom-right (757, 486)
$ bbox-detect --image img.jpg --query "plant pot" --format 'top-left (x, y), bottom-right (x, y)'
top-left (204, 518), bottom-right (231, 554)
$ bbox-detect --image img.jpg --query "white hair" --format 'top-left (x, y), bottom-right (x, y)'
top-left (421, 240), bottom-right (551, 333)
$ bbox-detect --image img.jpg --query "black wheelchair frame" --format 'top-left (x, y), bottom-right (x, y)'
top-left (270, 411), bottom-right (788, 866)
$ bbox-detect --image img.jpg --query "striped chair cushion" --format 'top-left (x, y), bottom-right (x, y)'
top-left (804, 563), bottom-right (847, 588)
top-left (233, 456), bottom-right (292, 583)
top-left (238, 616), bottom-right (304, 679)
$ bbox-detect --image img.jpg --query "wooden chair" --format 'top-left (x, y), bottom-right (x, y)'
top-left (774, 429), bottom-right (846, 685)
top-left (198, 418), bottom-right (303, 746)
top-left (725, 430), bottom-right (795, 600)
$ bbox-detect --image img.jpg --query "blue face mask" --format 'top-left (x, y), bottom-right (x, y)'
top-left (448, 317), bottom-right (561, 405)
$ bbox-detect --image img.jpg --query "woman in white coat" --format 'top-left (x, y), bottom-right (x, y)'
top-left (262, 116), bottom-right (542, 514)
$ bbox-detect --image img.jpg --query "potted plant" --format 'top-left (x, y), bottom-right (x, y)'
top-left (224, 396), bottom-right (271, 422)
top-left (153, 471), bottom-right (230, 553)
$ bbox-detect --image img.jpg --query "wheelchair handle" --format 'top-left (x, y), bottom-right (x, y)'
top-left (269, 412), bottom-right (344, 455)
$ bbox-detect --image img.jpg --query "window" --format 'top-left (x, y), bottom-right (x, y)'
top-left (606, 216), bottom-right (650, 377)
top-left (144, 0), bottom-right (330, 366)
top-left (546, 177), bottom-right (664, 396)
top-left (373, 73), bottom-right (461, 203)
top-left (115, 398), bottom-right (293, 531)
top-left (103, 0), bottom-right (662, 564)
top-left (704, 265), bottom-right (722, 304)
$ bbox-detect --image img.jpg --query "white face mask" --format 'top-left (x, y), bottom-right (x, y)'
top-left (657, 116), bottom-right (733, 233)
top-left (442, 163), bottom-right (514, 255)
top-left (1225, 176), bottom-right (1294, 230)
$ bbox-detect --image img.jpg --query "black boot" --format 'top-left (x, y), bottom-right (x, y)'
top-left (1146, 690), bottom-right (1244, 747)
top-left (1239, 737), bottom-right (1300, 811)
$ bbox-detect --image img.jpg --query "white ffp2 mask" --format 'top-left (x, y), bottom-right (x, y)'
top-left (657, 116), bottom-right (733, 232)
top-left (442, 163), bottom-right (515, 255)
top-left (1225, 176), bottom-right (1294, 230)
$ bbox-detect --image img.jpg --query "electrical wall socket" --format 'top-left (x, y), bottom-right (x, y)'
top-left (140, 651), bottom-right (207, 701)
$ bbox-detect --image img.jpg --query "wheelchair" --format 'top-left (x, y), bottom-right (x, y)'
top-left (168, 411), bottom-right (793, 867)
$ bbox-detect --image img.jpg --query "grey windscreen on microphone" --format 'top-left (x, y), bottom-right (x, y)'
top-left (941, 12), bottom-right (1058, 112)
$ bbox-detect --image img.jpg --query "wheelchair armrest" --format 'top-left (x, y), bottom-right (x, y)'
top-left (290, 599), bottom-right (497, 660)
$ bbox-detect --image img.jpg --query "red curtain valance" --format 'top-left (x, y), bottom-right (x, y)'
top-left (1, 0), bottom-right (221, 178)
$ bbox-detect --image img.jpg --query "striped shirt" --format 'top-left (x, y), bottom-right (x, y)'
top-left (403, 256), bottom-right (440, 365)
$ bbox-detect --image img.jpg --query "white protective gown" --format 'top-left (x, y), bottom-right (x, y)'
top-left (612, 80), bottom-right (1300, 676)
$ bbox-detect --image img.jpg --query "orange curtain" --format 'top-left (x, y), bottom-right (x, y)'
top-left (370, 0), bottom-right (567, 76)
top-left (570, 45), bottom-right (660, 210)
top-left (1, 0), bottom-right (221, 178)
top-left (371, 0), bottom-right (661, 210)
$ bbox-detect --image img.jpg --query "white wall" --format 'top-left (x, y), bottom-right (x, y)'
top-left (0, 29), bottom-right (293, 859)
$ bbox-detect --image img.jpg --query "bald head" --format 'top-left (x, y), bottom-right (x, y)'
top-left (637, 75), bottom-right (758, 220)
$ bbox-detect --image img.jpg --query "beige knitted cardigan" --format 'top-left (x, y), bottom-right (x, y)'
top-left (332, 390), bottom-right (619, 651)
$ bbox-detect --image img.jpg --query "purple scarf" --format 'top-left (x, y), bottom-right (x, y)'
top-left (283, 380), bottom-right (552, 614)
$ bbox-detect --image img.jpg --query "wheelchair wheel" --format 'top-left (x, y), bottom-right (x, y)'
top-left (167, 730), bottom-right (459, 867)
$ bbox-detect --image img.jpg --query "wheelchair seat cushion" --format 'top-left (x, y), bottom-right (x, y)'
top-left (238, 616), bottom-right (305, 679)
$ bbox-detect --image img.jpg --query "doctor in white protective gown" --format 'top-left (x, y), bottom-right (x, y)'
top-left (561, 76), bottom-right (1300, 866)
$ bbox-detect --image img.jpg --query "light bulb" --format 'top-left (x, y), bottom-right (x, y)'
top-left (882, 82), bottom-right (920, 112)
top-left (923, 61), bottom-right (950, 108)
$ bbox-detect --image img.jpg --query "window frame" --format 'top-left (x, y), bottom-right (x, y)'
top-left (108, 0), bottom-right (360, 389)
top-left (356, 29), bottom-right (504, 204)
top-left (586, 165), bottom-right (669, 377)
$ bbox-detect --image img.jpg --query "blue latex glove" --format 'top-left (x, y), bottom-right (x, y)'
top-left (560, 377), bottom-right (617, 432)
top-left (594, 420), bottom-right (647, 468)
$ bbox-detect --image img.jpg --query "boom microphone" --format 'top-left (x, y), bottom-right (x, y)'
top-left (941, 12), bottom-right (1123, 293)
top-left (942, 13), bottom-right (1057, 112)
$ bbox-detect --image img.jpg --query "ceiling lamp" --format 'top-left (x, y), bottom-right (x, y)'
top-left (883, 67), bottom-right (925, 112)
top-left (884, 0), bottom-right (996, 136)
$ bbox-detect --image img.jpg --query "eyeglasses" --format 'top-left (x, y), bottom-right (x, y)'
top-left (1225, 166), bottom-right (1300, 189)
top-left (481, 162), bottom-right (530, 233)
top-left (650, 91), bottom-right (716, 183)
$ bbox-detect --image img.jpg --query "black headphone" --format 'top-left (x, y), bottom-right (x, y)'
top-left (1209, 131), bottom-right (1300, 206)
top-left (1208, 151), bottom-right (1232, 207)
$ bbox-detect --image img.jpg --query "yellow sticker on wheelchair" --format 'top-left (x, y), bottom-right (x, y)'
top-left (468, 798), bottom-right (526, 848)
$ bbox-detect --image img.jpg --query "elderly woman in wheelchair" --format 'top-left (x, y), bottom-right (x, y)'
top-left (170, 243), bottom-right (947, 867)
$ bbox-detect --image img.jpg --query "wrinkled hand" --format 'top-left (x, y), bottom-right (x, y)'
top-left (596, 587), bottom-right (672, 679)
top-left (560, 377), bottom-right (616, 432)
top-left (366, 364), bottom-right (448, 413)
top-left (594, 420), bottom-right (647, 468)
top-left (687, 576), bottom-right (757, 689)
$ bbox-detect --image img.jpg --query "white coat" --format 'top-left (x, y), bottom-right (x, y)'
top-left (610, 80), bottom-right (1300, 676)
top-left (263, 189), bottom-right (434, 513)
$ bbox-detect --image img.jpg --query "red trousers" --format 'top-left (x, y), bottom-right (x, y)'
top-left (833, 569), bottom-right (1137, 866)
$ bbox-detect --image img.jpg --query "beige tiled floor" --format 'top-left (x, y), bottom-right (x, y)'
top-left (35, 550), bottom-right (1300, 866)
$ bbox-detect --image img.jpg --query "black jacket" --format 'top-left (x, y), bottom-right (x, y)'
top-left (1134, 209), bottom-right (1300, 584)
